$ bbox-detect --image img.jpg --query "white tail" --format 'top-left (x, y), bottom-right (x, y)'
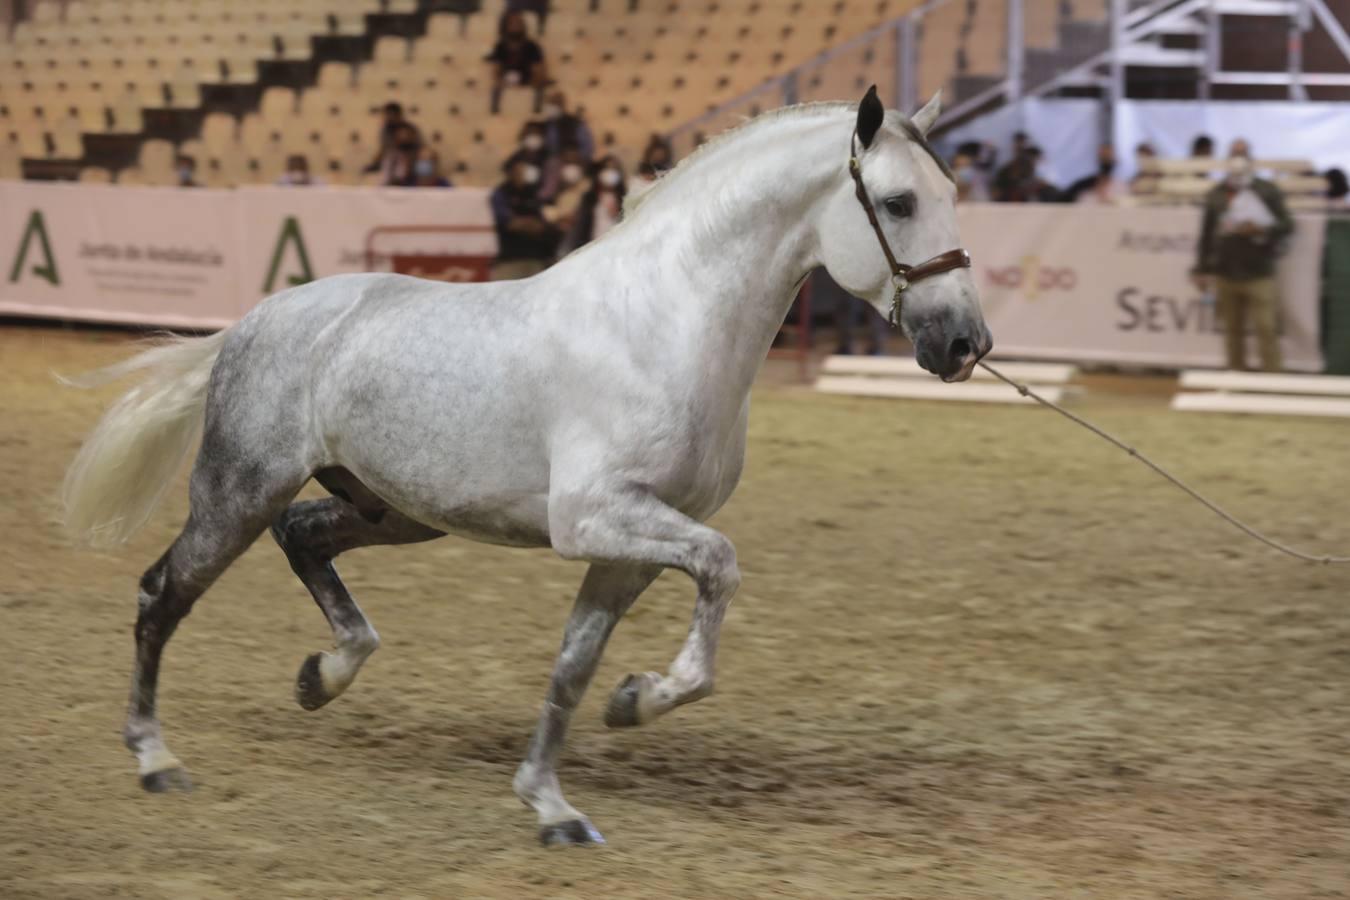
top-left (62, 330), bottom-right (229, 547)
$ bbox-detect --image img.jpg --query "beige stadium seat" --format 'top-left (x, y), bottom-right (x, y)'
top-left (316, 62), bottom-right (355, 92)
top-left (51, 113), bottom-right (84, 157)
top-left (200, 112), bottom-right (237, 152)
top-left (259, 86), bottom-right (297, 124)
top-left (79, 165), bottom-right (112, 183)
top-left (372, 36), bottom-right (409, 66)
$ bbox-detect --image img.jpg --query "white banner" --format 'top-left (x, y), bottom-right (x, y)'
top-left (235, 186), bottom-right (496, 300)
top-left (958, 204), bottom-right (1327, 371)
top-left (0, 182), bottom-right (1329, 371)
top-left (0, 181), bottom-right (240, 328)
top-left (0, 182), bottom-right (496, 329)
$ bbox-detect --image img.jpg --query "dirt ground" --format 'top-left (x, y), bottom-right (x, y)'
top-left (1, 324), bottom-right (1347, 900)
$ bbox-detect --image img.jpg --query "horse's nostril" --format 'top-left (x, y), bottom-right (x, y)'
top-left (949, 337), bottom-right (973, 361)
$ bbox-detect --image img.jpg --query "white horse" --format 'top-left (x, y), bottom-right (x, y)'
top-left (63, 88), bottom-right (990, 845)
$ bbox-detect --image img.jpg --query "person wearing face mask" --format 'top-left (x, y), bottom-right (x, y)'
top-left (1065, 143), bottom-right (1121, 204)
top-left (276, 154), bottom-right (323, 187)
top-left (486, 11), bottom-right (548, 115)
top-left (378, 122), bottom-right (422, 186)
top-left (949, 151), bottom-right (988, 203)
top-left (503, 123), bottom-right (549, 178)
top-left (568, 156), bottom-right (627, 250)
top-left (490, 157), bottom-right (560, 280)
top-left (539, 91), bottom-right (594, 161)
top-left (364, 102), bottom-right (420, 175)
top-left (400, 147), bottom-right (451, 188)
top-left (1192, 152), bottom-right (1293, 371)
top-left (541, 144), bottom-right (588, 218)
top-left (174, 154), bottom-right (200, 188)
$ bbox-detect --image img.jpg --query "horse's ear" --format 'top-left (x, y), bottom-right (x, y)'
top-left (912, 90), bottom-right (942, 136)
top-left (855, 85), bottom-right (884, 150)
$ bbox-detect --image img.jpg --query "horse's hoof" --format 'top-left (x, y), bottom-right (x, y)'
top-left (140, 767), bottom-right (193, 793)
top-left (296, 653), bottom-right (332, 711)
top-left (539, 819), bottom-right (605, 847)
top-left (604, 673), bottom-right (646, 728)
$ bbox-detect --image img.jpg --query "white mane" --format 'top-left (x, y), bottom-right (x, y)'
top-left (623, 102), bottom-right (854, 219)
top-left (624, 102), bottom-right (945, 221)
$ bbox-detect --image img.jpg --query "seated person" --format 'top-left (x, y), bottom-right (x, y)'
top-left (539, 91), bottom-right (593, 161)
top-left (276, 154), bottom-right (323, 186)
top-left (487, 11), bottom-right (548, 115)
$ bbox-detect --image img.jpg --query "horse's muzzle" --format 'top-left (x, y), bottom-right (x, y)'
top-left (918, 325), bottom-right (992, 382)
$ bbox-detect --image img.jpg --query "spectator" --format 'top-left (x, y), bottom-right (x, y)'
top-left (506, 0), bottom-right (549, 32)
top-left (1326, 168), bottom-right (1348, 203)
top-left (1131, 142), bottom-right (1159, 193)
top-left (487, 11), bottom-right (548, 115)
top-left (993, 146), bottom-right (1057, 202)
top-left (364, 102), bottom-right (419, 174)
top-left (1065, 143), bottom-right (1122, 204)
top-left (629, 135), bottom-right (676, 198)
top-left (950, 150), bottom-right (988, 203)
top-left (568, 154), bottom-right (626, 249)
top-left (276, 154), bottom-right (323, 186)
top-left (637, 134), bottom-right (674, 178)
top-left (406, 148), bottom-right (452, 188)
top-left (1192, 155), bottom-right (1293, 372)
top-left (1228, 138), bottom-right (1251, 160)
top-left (1190, 135), bottom-right (1214, 160)
top-left (541, 142), bottom-right (587, 203)
top-left (175, 154), bottom-right (200, 188)
top-left (543, 145), bottom-right (590, 250)
top-left (379, 122), bottom-right (422, 186)
top-left (502, 121), bottom-right (550, 175)
top-left (489, 157), bottom-right (560, 280)
top-left (538, 90), bottom-right (594, 160)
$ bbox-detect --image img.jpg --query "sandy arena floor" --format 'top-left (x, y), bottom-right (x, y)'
top-left (1, 324), bottom-right (1347, 899)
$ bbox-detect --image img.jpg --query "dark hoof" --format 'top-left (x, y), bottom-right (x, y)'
top-left (140, 767), bottom-right (193, 793)
top-left (539, 819), bottom-right (605, 846)
top-left (296, 653), bottom-right (332, 711)
top-left (603, 673), bottom-right (643, 729)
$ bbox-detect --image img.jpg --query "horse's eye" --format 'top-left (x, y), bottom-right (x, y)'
top-left (884, 194), bottom-right (915, 218)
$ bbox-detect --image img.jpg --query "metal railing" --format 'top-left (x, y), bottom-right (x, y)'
top-left (666, 0), bottom-right (1114, 155)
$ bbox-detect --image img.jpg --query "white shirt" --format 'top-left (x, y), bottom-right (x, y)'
top-left (1222, 186), bottom-right (1275, 231)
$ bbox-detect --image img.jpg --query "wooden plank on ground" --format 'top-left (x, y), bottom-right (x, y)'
top-left (1178, 370), bottom-right (1350, 396)
top-left (816, 374), bottom-right (1061, 405)
top-left (1171, 391), bottom-right (1350, 418)
top-left (821, 356), bottom-right (1077, 383)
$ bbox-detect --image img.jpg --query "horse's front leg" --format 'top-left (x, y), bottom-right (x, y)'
top-left (514, 563), bottom-right (661, 845)
top-left (550, 486), bottom-right (741, 730)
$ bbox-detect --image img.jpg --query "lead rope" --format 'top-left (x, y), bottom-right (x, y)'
top-left (976, 360), bottom-right (1350, 565)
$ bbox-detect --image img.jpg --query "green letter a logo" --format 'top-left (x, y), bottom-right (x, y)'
top-left (9, 210), bottom-right (60, 286)
top-left (262, 216), bottom-right (314, 293)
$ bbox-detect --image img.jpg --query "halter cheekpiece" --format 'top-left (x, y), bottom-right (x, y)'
top-left (848, 129), bottom-right (972, 327)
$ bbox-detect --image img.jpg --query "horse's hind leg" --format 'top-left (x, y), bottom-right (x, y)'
top-left (125, 465), bottom-right (304, 792)
top-left (270, 496), bottom-right (443, 710)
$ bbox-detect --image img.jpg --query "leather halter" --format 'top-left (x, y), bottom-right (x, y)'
top-left (848, 131), bottom-right (972, 326)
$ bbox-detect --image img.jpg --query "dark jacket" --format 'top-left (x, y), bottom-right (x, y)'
top-left (490, 182), bottom-right (560, 262)
top-left (1195, 178), bottom-right (1293, 280)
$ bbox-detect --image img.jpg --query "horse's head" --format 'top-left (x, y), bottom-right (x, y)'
top-left (817, 87), bottom-right (991, 382)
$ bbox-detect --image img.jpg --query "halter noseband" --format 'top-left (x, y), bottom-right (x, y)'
top-left (848, 130), bottom-right (972, 327)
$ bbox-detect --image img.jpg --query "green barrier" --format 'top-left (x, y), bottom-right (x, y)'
top-left (1322, 217), bottom-right (1350, 374)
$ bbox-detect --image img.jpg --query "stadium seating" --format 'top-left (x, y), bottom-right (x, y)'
top-left (1, 0), bottom-right (930, 186)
